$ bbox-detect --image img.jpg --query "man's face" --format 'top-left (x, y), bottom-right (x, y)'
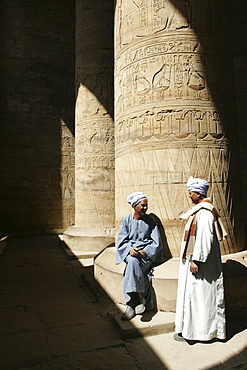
top-left (134, 199), bottom-right (148, 217)
top-left (188, 191), bottom-right (201, 204)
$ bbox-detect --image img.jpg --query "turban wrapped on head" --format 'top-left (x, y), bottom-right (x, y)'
top-left (127, 192), bottom-right (148, 208)
top-left (187, 176), bottom-right (209, 195)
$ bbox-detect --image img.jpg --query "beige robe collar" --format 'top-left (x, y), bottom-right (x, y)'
top-left (180, 198), bottom-right (214, 220)
top-left (180, 198), bottom-right (227, 243)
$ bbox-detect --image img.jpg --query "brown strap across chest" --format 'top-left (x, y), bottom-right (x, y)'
top-left (182, 214), bottom-right (197, 258)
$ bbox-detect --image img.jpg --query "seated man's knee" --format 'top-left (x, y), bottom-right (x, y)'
top-left (125, 254), bottom-right (140, 267)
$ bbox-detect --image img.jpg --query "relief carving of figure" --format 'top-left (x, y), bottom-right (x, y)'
top-left (134, 63), bottom-right (151, 95)
top-left (80, 86), bottom-right (107, 117)
top-left (120, 0), bottom-right (140, 45)
top-left (187, 70), bottom-right (205, 91)
top-left (92, 57), bottom-right (113, 116)
top-left (152, 63), bottom-right (171, 92)
top-left (155, 0), bottom-right (190, 32)
top-left (186, 58), bottom-right (205, 91)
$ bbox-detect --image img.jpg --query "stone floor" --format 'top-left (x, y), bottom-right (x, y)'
top-left (0, 234), bottom-right (246, 370)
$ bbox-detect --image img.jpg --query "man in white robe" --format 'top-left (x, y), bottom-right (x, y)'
top-left (116, 192), bottom-right (164, 320)
top-left (174, 177), bottom-right (226, 341)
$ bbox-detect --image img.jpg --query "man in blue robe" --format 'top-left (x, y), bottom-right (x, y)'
top-left (116, 192), bottom-right (164, 320)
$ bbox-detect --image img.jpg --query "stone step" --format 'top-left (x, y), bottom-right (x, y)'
top-left (77, 257), bottom-right (95, 267)
top-left (79, 262), bottom-right (176, 337)
top-left (59, 237), bottom-right (98, 261)
top-left (112, 305), bottom-right (175, 339)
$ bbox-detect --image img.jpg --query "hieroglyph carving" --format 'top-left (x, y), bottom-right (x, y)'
top-left (76, 84), bottom-right (115, 172)
top-left (76, 119), bottom-right (114, 171)
top-left (115, 47), bottom-right (221, 114)
top-left (115, 0), bottom-right (227, 48)
top-left (116, 0), bottom-right (190, 47)
top-left (60, 120), bottom-right (75, 200)
top-left (116, 109), bottom-right (224, 146)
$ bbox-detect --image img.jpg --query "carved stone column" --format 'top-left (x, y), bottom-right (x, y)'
top-left (231, 0), bottom-right (247, 238)
top-left (114, 0), bottom-right (245, 256)
top-left (63, 0), bottom-right (115, 252)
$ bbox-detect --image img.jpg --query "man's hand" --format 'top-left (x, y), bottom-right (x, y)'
top-left (129, 247), bottom-right (140, 257)
top-left (129, 247), bottom-right (146, 258)
top-left (190, 261), bottom-right (199, 273)
top-left (138, 249), bottom-right (147, 258)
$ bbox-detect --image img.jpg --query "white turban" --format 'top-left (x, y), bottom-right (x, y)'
top-left (187, 176), bottom-right (209, 195)
top-left (127, 192), bottom-right (148, 208)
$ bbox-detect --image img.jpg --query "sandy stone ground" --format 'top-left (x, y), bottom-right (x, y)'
top-left (0, 235), bottom-right (246, 370)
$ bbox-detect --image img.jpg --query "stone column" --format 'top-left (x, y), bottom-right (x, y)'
top-left (63, 0), bottom-right (115, 252)
top-left (114, 0), bottom-right (245, 256)
top-left (231, 0), bottom-right (247, 237)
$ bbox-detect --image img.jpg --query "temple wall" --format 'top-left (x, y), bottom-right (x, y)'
top-left (0, 0), bottom-right (75, 234)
